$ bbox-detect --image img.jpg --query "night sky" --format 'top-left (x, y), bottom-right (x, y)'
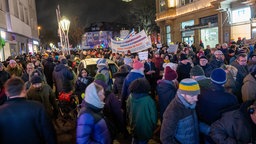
top-left (35, 0), bottom-right (145, 32)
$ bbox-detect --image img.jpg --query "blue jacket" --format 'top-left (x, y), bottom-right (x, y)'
top-left (157, 79), bottom-right (177, 121)
top-left (121, 70), bottom-right (144, 109)
top-left (76, 103), bottom-right (111, 144)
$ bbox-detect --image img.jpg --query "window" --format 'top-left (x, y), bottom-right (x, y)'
top-left (181, 0), bottom-right (193, 6)
top-left (24, 8), bottom-right (29, 24)
top-left (13, 0), bottom-right (18, 17)
top-left (232, 7), bottom-right (251, 23)
top-left (166, 26), bottom-right (171, 45)
top-left (19, 2), bottom-right (24, 22)
top-left (181, 20), bottom-right (194, 29)
top-left (159, 0), bottom-right (167, 12)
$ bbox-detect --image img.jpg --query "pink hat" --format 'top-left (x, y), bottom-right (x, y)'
top-left (133, 60), bottom-right (143, 70)
top-left (164, 66), bottom-right (177, 81)
top-left (9, 60), bottom-right (16, 64)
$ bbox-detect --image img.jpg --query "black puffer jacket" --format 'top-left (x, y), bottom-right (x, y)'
top-left (210, 100), bottom-right (256, 144)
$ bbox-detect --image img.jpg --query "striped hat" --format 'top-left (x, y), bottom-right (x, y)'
top-left (178, 78), bottom-right (200, 96)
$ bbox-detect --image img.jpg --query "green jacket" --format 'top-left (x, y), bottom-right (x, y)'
top-left (27, 84), bottom-right (58, 118)
top-left (127, 93), bottom-right (157, 140)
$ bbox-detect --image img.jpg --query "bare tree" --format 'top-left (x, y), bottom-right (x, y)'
top-left (68, 16), bottom-right (84, 48)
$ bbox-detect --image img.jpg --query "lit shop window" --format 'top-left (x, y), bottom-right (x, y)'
top-left (166, 26), bottom-right (171, 45)
top-left (232, 7), bottom-right (251, 23)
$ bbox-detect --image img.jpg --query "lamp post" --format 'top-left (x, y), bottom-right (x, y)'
top-left (59, 17), bottom-right (70, 55)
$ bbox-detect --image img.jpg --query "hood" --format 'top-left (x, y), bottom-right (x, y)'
top-left (243, 73), bottom-right (256, 84)
top-left (131, 93), bottom-right (148, 101)
top-left (54, 63), bottom-right (66, 72)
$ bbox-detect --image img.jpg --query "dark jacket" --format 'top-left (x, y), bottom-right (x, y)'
top-left (113, 71), bottom-right (128, 100)
top-left (44, 58), bottom-right (55, 88)
top-left (0, 97), bottom-right (56, 144)
top-left (176, 62), bottom-right (192, 82)
top-left (210, 101), bottom-right (256, 144)
top-left (75, 76), bottom-right (93, 102)
top-left (157, 79), bottom-right (177, 121)
top-left (27, 84), bottom-right (58, 118)
top-left (76, 103), bottom-right (111, 144)
top-left (201, 64), bottom-right (213, 77)
top-left (196, 83), bottom-right (239, 125)
top-left (160, 96), bottom-right (199, 144)
top-left (52, 63), bottom-right (74, 94)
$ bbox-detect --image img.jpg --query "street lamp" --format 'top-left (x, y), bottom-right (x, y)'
top-left (122, 0), bottom-right (132, 2)
top-left (59, 17), bottom-right (70, 55)
top-left (37, 26), bottom-right (41, 37)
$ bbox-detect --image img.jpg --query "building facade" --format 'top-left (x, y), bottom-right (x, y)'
top-left (156, 0), bottom-right (256, 48)
top-left (0, 0), bottom-right (39, 61)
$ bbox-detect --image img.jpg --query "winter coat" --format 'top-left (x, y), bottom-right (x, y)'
top-left (127, 93), bottom-right (157, 141)
top-left (0, 97), bottom-right (56, 144)
top-left (0, 70), bottom-right (10, 87)
top-left (76, 103), bottom-right (111, 144)
top-left (27, 84), bottom-right (58, 118)
top-left (210, 101), bottom-right (256, 144)
top-left (113, 71), bottom-right (128, 100)
top-left (196, 83), bottom-right (239, 125)
top-left (209, 58), bottom-right (224, 70)
top-left (121, 70), bottom-right (144, 109)
top-left (201, 64), bottom-right (213, 77)
top-left (52, 63), bottom-right (74, 94)
top-left (160, 96), bottom-right (199, 144)
top-left (242, 73), bottom-right (256, 102)
top-left (5, 65), bottom-right (23, 77)
top-left (75, 76), bottom-right (93, 102)
top-left (176, 62), bottom-right (192, 82)
top-left (157, 79), bottom-right (177, 121)
top-left (44, 59), bottom-right (55, 88)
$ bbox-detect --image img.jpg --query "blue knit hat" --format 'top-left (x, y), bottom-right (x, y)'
top-left (210, 68), bottom-right (227, 85)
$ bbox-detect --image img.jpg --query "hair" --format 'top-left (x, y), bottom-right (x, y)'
top-left (129, 78), bottom-right (150, 94)
top-left (4, 77), bottom-right (25, 97)
top-left (221, 65), bottom-right (238, 78)
top-left (237, 53), bottom-right (247, 59)
top-left (78, 68), bottom-right (88, 77)
top-left (26, 63), bottom-right (35, 69)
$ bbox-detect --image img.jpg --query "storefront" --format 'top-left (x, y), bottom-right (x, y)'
top-left (200, 15), bottom-right (218, 48)
top-left (231, 7), bottom-right (251, 40)
top-left (181, 20), bottom-right (195, 46)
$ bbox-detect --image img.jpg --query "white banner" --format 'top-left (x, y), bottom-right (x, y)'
top-left (167, 44), bottom-right (178, 53)
top-left (111, 30), bottom-right (152, 53)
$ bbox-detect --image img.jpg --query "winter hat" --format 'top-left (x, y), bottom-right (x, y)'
top-left (124, 57), bottom-right (133, 65)
top-left (178, 78), bottom-right (200, 96)
top-left (190, 65), bottom-right (205, 77)
top-left (199, 56), bottom-right (208, 60)
top-left (210, 68), bottom-right (227, 85)
top-left (30, 75), bottom-right (42, 84)
top-left (96, 58), bottom-right (107, 66)
top-left (94, 73), bottom-right (107, 90)
top-left (9, 60), bottom-right (16, 64)
top-left (94, 73), bottom-right (106, 83)
top-left (180, 54), bottom-right (188, 61)
top-left (164, 66), bottom-right (178, 81)
top-left (214, 50), bottom-right (223, 55)
top-left (133, 60), bottom-right (144, 70)
top-left (84, 83), bottom-right (105, 109)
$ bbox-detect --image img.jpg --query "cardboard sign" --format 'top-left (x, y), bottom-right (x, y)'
top-left (138, 51), bottom-right (148, 61)
top-left (167, 44), bottom-right (178, 53)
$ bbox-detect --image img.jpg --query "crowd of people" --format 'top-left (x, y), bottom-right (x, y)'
top-left (0, 39), bottom-right (256, 144)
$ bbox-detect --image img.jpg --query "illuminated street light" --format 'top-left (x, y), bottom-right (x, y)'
top-left (37, 26), bottom-right (41, 37)
top-left (122, 0), bottom-right (132, 2)
top-left (59, 17), bottom-right (70, 55)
